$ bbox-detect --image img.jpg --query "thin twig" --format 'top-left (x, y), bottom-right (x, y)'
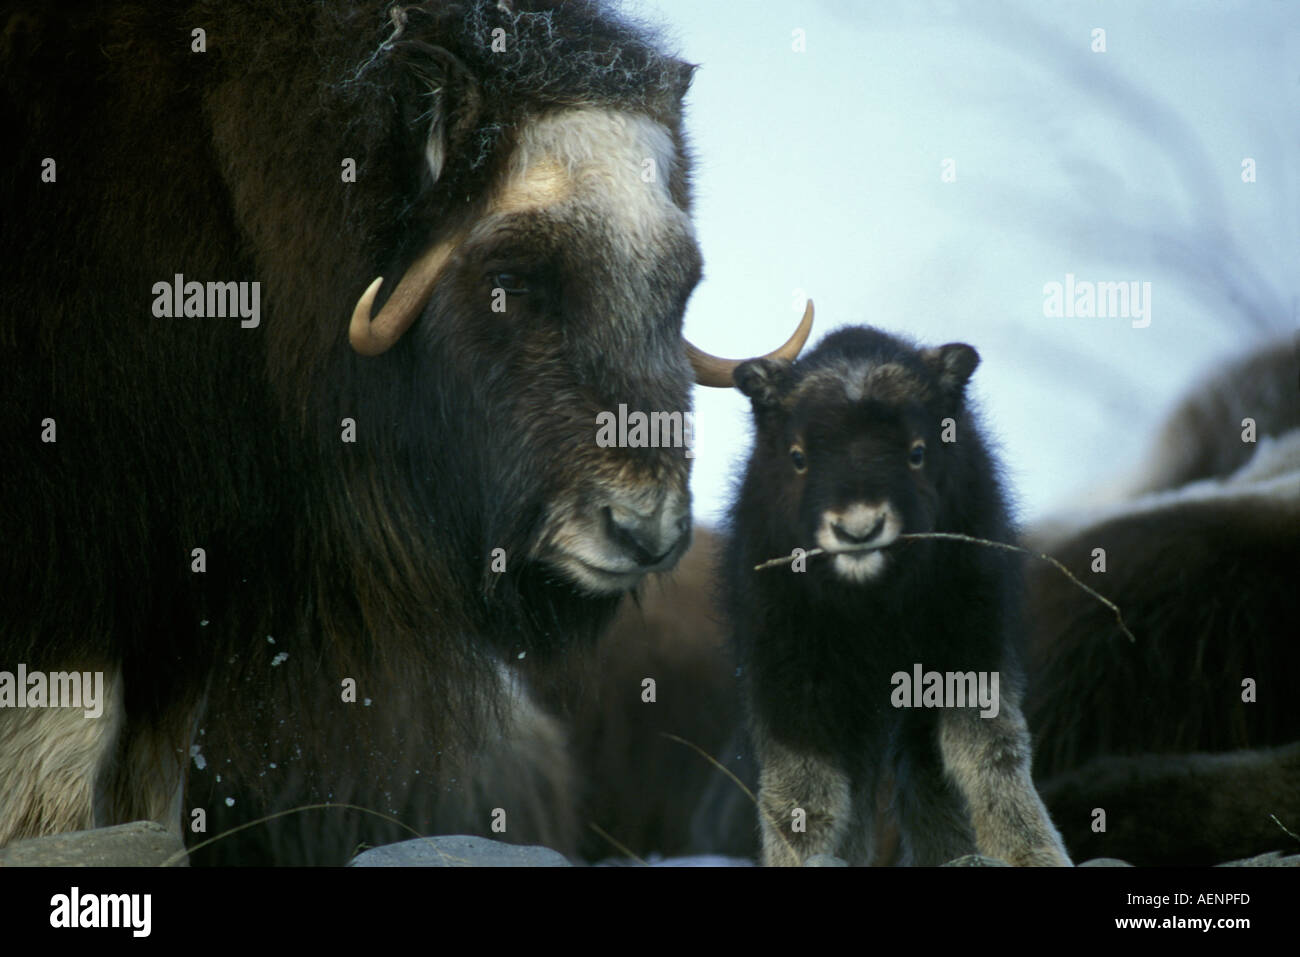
top-left (754, 531), bottom-right (1136, 643)
top-left (160, 801), bottom-right (428, 867)
top-left (1270, 814), bottom-right (1300, 843)
top-left (587, 822), bottom-right (649, 866)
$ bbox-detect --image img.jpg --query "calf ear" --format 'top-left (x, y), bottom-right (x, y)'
top-left (734, 358), bottom-right (794, 409)
top-left (922, 343), bottom-right (980, 396)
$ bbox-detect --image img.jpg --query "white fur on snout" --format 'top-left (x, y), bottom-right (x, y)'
top-left (815, 502), bottom-right (902, 583)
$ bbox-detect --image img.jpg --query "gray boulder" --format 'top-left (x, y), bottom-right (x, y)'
top-left (348, 834), bottom-right (572, 867)
top-left (0, 821), bottom-right (186, 867)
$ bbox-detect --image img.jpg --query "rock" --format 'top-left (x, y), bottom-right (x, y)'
top-left (0, 821), bottom-right (186, 867)
top-left (803, 854), bottom-right (848, 867)
top-left (1216, 851), bottom-right (1300, 867)
top-left (1080, 858), bottom-right (1135, 867)
top-left (943, 854), bottom-right (1009, 866)
top-left (348, 834), bottom-right (571, 867)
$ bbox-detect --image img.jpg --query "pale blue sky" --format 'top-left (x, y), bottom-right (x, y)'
top-left (636, 0), bottom-right (1297, 525)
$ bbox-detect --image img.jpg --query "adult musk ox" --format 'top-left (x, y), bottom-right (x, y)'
top-left (722, 326), bottom-right (1070, 866)
top-left (0, 1), bottom-right (810, 848)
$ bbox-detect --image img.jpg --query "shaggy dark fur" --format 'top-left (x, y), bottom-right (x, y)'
top-left (1, 0), bottom-right (701, 849)
top-left (1026, 487), bottom-right (1300, 779)
top-left (188, 672), bottom-right (582, 866)
top-left (191, 529), bottom-right (759, 865)
top-left (722, 326), bottom-right (1067, 865)
top-left (1040, 743), bottom-right (1300, 866)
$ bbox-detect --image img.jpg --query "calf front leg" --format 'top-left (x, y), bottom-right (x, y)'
top-left (753, 728), bottom-right (852, 866)
top-left (937, 700), bottom-right (1072, 866)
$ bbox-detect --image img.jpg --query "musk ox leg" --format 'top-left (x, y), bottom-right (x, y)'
top-left (0, 666), bottom-right (125, 846)
top-left (753, 727), bottom-right (852, 866)
top-left (936, 702), bottom-right (1072, 866)
top-left (98, 691), bottom-right (204, 839)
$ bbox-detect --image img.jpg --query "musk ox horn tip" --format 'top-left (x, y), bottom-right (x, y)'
top-left (349, 275), bottom-right (390, 356)
top-left (685, 299), bottom-right (815, 389)
top-left (349, 240), bottom-right (460, 358)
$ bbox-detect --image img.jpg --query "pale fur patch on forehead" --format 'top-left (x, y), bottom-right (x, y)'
top-left (792, 359), bottom-right (929, 407)
top-left (491, 108), bottom-right (687, 242)
top-left (491, 157), bottom-right (571, 213)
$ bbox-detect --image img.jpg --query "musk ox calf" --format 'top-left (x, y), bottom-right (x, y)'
top-left (722, 325), bottom-right (1070, 866)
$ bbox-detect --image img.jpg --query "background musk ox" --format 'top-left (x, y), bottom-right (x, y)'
top-left (1025, 339), bottom-right (1300, 864)
top-left (0, 0), bottom-right (811, 851)
top-left (721, 326), bottom-right (1070, 866)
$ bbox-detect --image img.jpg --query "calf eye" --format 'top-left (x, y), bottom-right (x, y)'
top-left (492, 272), bottom-right (529, 295)
top-left (790, 446), bottom-right (808, 473)
top-left (908, 439), bottom-right (926, 469)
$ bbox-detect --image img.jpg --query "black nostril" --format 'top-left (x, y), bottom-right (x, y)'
top-left (832, 515), bottom-right (886, 546)
top-left (603, 506), bottom-right (681, 567)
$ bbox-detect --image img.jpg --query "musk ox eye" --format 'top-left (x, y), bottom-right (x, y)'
top-left (908, 439), bottom-right (926, 469)
top-left (790, 446), bottom-right (807, 473)
top-left (492, 272), bottom-right (529, 296)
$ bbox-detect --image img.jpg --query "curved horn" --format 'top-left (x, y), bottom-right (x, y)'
top-left (685, 300), bottom-right (814, 388)
top-left (349, 241), bottom-right (457, 356)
